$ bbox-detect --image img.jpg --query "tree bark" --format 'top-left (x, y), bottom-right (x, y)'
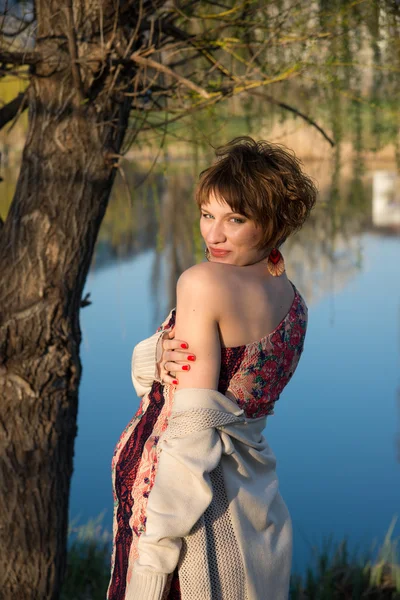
top-left (0, 5), bottom-right (134, 597)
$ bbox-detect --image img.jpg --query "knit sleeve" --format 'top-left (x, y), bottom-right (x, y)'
top-left (130, 331), bottom-right (164, 397)
top-left (125, 418), bottom-right (223, 600)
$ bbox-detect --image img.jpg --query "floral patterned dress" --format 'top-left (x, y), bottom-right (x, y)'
top-left (107, 281), bottom-right (308, 600)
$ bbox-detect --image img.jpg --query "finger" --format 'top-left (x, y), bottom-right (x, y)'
top-left (164, 374), bottom-right (179, 385)
top-left (164, 360), bottom-right (190, 372)
top-left (163, 338), bottom-right (189, 352)
top-left (166, 350), bottom-right (195, 364)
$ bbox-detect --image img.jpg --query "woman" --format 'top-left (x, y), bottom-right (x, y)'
top-left (107, 137), bottom-right (317, 600)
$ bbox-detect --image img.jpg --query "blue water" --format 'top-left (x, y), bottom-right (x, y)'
top-left (70, 220), bottom-right (400, 578)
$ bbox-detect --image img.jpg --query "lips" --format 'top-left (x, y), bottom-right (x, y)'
top-left (209, 247), bottom-right (230, 257)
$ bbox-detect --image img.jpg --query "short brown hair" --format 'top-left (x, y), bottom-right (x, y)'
top-left (195, 136), bottom-right (318, 252)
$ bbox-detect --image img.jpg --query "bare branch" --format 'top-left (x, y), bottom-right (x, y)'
top-left (0, 49), bottom-right (40, 66)
top-left (0, 92), bottom-right (27, 131)
top-left (249, 90), bottom-right (335, 147)
top-left (158, 17), bottom-right (336, 147)
top-left (134, 62), bottom-right (305, 135)
top-left (162, 22), bottom-right (235, 79)
top-left (1, 19), bottom-right (35, 38)
top-left (129, 52), bottom-right (211, 99)
top-left (80, 292), bottom-right (92, 308)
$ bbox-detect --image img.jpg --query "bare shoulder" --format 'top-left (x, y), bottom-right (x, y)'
top-left (176, 263), bottom-right (229, 317)
top-left (177, 262), bottom-right (226, 293)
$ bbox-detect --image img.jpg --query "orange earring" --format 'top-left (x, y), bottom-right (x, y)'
top-left (267, 248), bottom-right (285, 276)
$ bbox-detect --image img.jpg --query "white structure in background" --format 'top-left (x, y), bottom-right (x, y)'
top-left (372, 171), bottom-right (400, 229)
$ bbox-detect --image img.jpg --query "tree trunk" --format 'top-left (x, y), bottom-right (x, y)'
top-left (0, 21), bottom-right (133, 598)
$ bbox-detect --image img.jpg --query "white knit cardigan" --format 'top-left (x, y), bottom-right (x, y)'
top-left (126, 332), bottom-right (292, 600)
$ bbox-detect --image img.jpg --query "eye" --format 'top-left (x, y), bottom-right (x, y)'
top-left (201, 212), bottom-right (245, 224)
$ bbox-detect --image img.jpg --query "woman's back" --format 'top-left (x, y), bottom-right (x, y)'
top-left (218, 278), bottom-right (307, 418)
top-left (204, 261), bottom-right (298, 349)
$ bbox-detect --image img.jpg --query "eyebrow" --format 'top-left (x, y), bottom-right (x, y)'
top-left (202, 209), bottom-right (244, 216)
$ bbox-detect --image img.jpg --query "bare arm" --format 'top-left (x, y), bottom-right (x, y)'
top-left (172, 264), bottom-right (221, 391)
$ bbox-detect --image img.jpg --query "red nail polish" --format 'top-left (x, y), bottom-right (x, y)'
top-left (187, 355), bottom-right (195, 361)
top-left (181, 343), bottom-right (188, 349)
top-left (182, 365), bottom-right (190, 371)
top-left (172, 379), bottom-right (178, 385)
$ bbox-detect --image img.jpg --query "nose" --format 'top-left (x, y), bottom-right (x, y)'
top-left (205, 220), bottom-right (227, 245)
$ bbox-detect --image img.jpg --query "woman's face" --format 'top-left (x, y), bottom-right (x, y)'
top-left (200, 191), bottom-right (267, 266)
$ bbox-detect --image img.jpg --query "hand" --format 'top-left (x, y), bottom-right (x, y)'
top-left (157, 326), bottom-right (196, 385)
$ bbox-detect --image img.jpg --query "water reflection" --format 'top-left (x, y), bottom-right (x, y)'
top-left (372, 171), bottom-right (400, 231)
